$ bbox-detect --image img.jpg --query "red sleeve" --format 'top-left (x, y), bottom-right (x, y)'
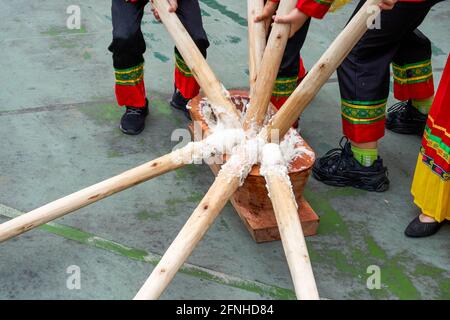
top-left (296, 0), bottom-right (333, 19)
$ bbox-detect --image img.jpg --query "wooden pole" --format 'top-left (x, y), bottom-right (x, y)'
top-left (0, 144), bottom-right (199, 243)
top-left (247, 0), bottom-right (278, 125)
top-left (247, 0), bottom-right (266, 96)
top-left (153, 0), bottom-right (241, 128)
top-left (261, 143), bottom-right (319, 300)
top-left (265, 171), bottom-right (319, 299)
top-left (267, 0), bottom-right (382, 139)
top-left (243, 0), bottom-right (297, 131)
top-left (134, 153), bottom-right (249, 300)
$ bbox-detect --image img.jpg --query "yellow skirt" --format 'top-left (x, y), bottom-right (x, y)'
top-left (411, 154), bottom-right (450, 222)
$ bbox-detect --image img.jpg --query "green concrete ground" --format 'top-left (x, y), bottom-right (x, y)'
top-left (0, 0), bottom-right (449, 300)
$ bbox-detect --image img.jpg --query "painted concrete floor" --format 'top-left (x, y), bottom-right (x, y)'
top-left (0, 0), bottom-right (449, 300)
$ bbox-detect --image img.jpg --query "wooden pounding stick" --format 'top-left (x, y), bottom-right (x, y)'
top-left (267, 0), bottom-right (383, 139)
top-left (153, 0), bottom-right (241, 128)
top-left (243, 0), bottom-right (297, 131)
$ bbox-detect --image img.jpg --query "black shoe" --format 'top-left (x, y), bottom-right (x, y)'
top-left (170, 88), bottom-right (191, 120)
top-left (386, 100), bottom-right (427, 135)
top-left (312, 137), bottom-right (390, 192)
top-left (404, 216), bottom-right (443, 238)
top-left (120, 99), bottom-right (149, 135)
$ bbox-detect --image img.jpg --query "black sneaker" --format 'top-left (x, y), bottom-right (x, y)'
top-left (386, 100), bottom-right (427, 135)
top-left (404, 216), bottom-right (444, 238)
top-left (170, 88), bottom-right (191, 120)
top-left (120, 99), bottom-right (149, 135)
top-left (312, 137), bottom-right (390, 192)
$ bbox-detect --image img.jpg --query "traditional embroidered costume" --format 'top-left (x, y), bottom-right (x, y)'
top-left (268, 0), bottom-right (335, 110)
top-left (337, 0), bottom-right (442, 143)
top-left (411, 55), bottom-right (450, 223)
top-left (313, 0), bottom-right (445, 192)
top-left (108, 0), bottom-right (209, 109)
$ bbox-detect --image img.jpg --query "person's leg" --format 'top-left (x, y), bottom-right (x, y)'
top-left (386, 29), bottom-right (435, 135)
top-left (405, 154), bottom-right (447, 237)
top-left (405, 54), bottom-right (450, 237)
top-left (108, 0), bottom-right (149, 135)
top-left (271, 18), bottom-right (311, 128)
top-left (313, 0), bottom-right (437, 192)
top-left (170, 0), bottom-right (210, 117)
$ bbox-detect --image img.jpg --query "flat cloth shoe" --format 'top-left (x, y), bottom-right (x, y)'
top-left (404, 216), bottom-right (443, 238)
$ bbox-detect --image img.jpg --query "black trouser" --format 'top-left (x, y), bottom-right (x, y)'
top-left (108, 0), bottom-right (209, 69)
top-left (271, 18), bottom-right (311, 110)
top-left (108, 0), bottom-right (210, 106)
top-left (278, 18), bottom-right (311, 78)
top-left (337, 0), bottom-right (442, 143)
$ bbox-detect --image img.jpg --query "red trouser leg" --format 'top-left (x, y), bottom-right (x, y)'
top-left (271, 75), bottom-right (298, 110)
top-left (174, 52), bottom-right (200, 99)
top-left (341, 98), bottom-right (387, 143)
top-left (270, 75), bottom-right (298, 128)
top-left (392, 29), bottom-right (435, 101)
top-left (270, 57), bottom-right (307, 128)
top-left (114, 63), bottom-right (147, 107)
top-left (392, 59), bottom-right (435, 101)
top-left (109, 0), bottom-right (148, 108)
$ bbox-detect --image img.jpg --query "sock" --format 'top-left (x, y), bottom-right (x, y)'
top-left (412, 97), bottom-right (434, 115)
top-left (351, 145), bottom-right (378, 167)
